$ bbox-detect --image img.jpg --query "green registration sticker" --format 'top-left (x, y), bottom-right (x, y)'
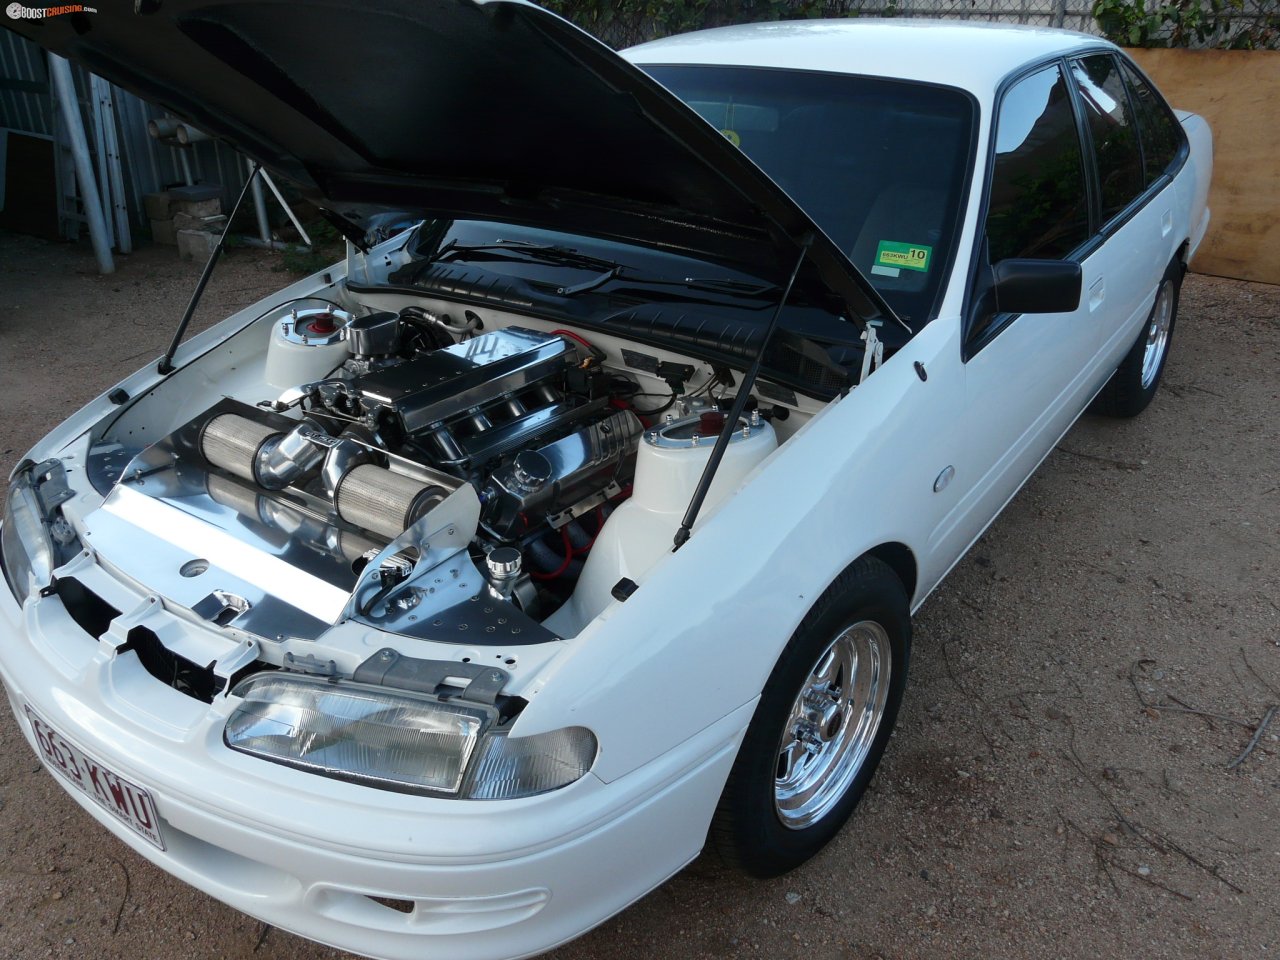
top-left (874, 240), bottom-right (932, 272)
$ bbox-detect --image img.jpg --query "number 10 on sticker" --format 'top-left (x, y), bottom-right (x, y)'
top-left (874, 240), bottom-right (932, 272)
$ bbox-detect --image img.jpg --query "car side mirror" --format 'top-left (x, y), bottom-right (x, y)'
top-left (992, 259), bottom-right (1082, 315)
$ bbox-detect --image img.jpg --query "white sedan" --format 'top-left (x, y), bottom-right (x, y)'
top-left (1, 4), bottom-right (1211, 959)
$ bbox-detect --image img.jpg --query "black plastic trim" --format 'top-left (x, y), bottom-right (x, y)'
top-left (346, 279), bottom-right (853, 402)
top-left (54, 577), bottom-right (121, 640)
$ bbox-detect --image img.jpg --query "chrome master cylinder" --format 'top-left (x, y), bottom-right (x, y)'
top-left (480, 409), bottom-right (642, 539)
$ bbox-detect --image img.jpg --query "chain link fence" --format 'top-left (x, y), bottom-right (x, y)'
top-left (825, 0), bottom-right (1097, 32)
top-left (544, 0), bottom-right (1277, 49)
top-left (540, 1), bottom-right (1092, 50)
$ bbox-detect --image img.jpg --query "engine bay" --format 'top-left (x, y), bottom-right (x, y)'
top-left (82, 292), bottom-right (820, 648)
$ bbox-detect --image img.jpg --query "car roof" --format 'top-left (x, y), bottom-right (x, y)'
top-left (624, 19), bottom-right (1111, 94)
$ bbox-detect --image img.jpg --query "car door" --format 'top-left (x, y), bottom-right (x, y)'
top-left (929, 61), bottom-right (1103, 563)
top-left (1069, 51), bottom-right (1181, 372)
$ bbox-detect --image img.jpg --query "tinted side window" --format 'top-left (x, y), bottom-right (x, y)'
top-left (986, 65), bottom-right (1090, 263)
top-left (1118, 58), bottom-right (1182, 184)
top-left (1071, 54), bottom-right (1144, 222)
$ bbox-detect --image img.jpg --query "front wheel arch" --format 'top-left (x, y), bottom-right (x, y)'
top-left (865, 541), bottom-right (918, 606)
top-left (709, 554), bottom-right (911, 877)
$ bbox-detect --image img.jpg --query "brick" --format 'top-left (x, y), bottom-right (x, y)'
top-left (173, 212), bottom-right (226, 234)
top-left (168, 183), bottom-right (221, 203)
top-left (177, 228), bottom-right (220, 261)
top-left (171, 197), bottom-right (222, 218)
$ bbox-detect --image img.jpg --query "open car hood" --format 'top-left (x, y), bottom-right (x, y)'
top-left (7, 0), bottom-right (895, 326)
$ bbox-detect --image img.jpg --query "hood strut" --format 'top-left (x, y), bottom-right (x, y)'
top-left (672, 237), bottom-right (812, 553)
top-left (158, 163), bottom-right (262, 375)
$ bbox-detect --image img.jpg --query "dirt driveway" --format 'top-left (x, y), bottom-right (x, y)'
top-left (0, 232), bottom-right (1277, 960)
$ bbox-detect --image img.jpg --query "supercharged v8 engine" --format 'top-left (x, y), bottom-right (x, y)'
top-left (202, 323), bottom-right (641, 547)
top-left (298, 324), bottom-right (642, 540)
top-left (101, 311), bottom-right (650, 645)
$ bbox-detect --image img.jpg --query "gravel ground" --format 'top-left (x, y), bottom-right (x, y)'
top-left (0, 232), bottom-right (1277, 960)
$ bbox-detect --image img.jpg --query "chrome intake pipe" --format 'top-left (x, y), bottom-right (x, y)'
top-left (199, 414), bottom-right (329, 490)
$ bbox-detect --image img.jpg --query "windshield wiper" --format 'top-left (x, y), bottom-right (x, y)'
top-left (680, 276), bottom-right (778, 296)
top-left (432, 240), bottom-right (780, 301)
top-left (434, 239), bottom-right (619, 272)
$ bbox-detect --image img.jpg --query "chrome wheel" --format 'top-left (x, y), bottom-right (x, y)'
top-left (1140, 280), bottom-right (1174, 389)
top-left (774, 621), bottom-right (891, 830)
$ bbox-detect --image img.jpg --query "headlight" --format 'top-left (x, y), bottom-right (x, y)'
top-left (2, 466), bottom-right (58, 603)
top-left (224, 674), bottom-right (597, 799)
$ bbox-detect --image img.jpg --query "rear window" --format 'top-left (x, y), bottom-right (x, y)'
top-left (1118, 58), bottom-right (1184, 185)
top-left (644, 65), bottom-right (975, 330)
top-left (1071, 54), bottom-right (1145, 224)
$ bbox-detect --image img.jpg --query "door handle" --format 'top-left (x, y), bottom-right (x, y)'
top-left (1089, 277), bottom-right (1105, 312)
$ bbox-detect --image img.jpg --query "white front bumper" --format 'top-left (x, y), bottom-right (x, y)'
top-left (0, 579), bottom-right (745, 960)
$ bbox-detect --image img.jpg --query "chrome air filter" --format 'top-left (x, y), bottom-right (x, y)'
top-left (335, 464), bottom-right (448, 539)
top-left (200, 414), bottom-right (280, 483)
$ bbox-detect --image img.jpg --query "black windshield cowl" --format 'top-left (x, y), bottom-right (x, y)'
top-left (434, 239), bottom-right (620, 272)
top-left (374, 219), bottom-right (881, 396)
top-left (357, 262), bottom-right (868, 402)
top-left (414, 235), bottom-right (786, 304)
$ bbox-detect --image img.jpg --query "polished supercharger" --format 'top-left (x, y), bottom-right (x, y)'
top-left (193, 324), bottom-right (645, 553)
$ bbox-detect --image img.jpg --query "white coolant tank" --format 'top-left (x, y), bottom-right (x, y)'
top-left (550, 411), bottom-right (776, 636)
top-left (264, 306), bottom-right (352, 389)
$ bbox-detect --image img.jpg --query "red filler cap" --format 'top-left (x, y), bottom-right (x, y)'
top-left (698, 411), bottom-right (727, 436)
top-left (307, 312), bottom-right (338, 335)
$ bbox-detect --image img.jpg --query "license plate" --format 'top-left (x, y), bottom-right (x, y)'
top-left (25, 707), bottom-right (165, 850)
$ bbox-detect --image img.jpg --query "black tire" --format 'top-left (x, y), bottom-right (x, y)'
top-left (1091, 259), bottom-right (1183, 418)
top-left (710, 556), bottom-right (911, 878)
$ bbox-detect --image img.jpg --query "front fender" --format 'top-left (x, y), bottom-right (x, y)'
top-left (515, 316), bottom-right (966, 783)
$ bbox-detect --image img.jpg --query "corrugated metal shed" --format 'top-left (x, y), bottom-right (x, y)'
top-left (0, 33), bottom-right (251, 242)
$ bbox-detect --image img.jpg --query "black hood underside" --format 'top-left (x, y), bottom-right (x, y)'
top-left (7, 0), bottom-right (897, 326)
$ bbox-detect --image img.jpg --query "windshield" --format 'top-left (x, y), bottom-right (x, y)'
top-left (642, 65), bottom-right (975, 328)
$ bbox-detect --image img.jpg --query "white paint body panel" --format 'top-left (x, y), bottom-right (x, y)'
top-left (549, 416), bottom-right (778, 636)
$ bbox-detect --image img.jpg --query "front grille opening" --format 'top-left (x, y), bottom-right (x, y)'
top-left (118, 626), bottom-right (226, 703)
top-left (54, 578), bottom-right (121, 639)
top-left (367, 896), bottom-right (415, 914)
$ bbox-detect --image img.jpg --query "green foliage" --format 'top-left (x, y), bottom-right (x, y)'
top-left (273, 209), bottom-right (344, 275)
top-left (307, 216), bottom-right (342, 246)
top-left (275, 244), bottom-right (333, 275)
top-left (1092, 0), bottom-right (1279, 48)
